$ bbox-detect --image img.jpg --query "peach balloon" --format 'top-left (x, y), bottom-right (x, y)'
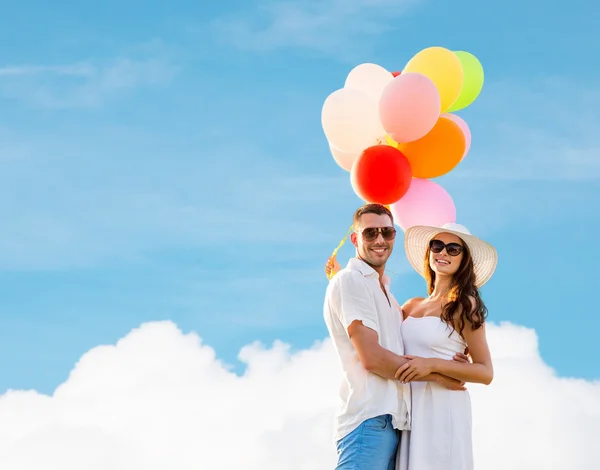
top-left (329, 145), bottom-right (359, 172)
top-left (345, 63), bottom-right (394, 103)
top-left (442, 113), bottom-right (471, 160)
top-left (378, 72), bottom-right (441, 144)
top-left (397, 116), bottom-right (466, 178)
top-left (322, 88), bottom-right (386, 154)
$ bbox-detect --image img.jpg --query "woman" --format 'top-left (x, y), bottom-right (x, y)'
top-left (325, 222), bottom-right (497, 469)
top-left (394, 222), bottom-right (497, 470)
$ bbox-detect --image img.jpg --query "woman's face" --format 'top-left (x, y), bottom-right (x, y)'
top-left (428, 232), bottom-right (465, 277)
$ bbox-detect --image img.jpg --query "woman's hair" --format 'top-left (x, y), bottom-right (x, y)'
top-left (424, 236), bottom-right (488, 337)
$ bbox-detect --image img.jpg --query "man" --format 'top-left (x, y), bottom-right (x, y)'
top-left (323, 203), bottom-right (467, 469)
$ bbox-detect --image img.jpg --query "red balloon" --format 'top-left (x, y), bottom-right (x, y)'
top-left (350, 145), bottom-right (412, 204)
top-left (391, 71), bottom-right (401, 77)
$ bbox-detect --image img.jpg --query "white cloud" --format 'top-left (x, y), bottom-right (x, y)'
top-left (0, 321), bottom-right (597, 469)
top-left (0, 57), bottom-right (177, 109)
top-left (211, 0), bottom-right (420, 56)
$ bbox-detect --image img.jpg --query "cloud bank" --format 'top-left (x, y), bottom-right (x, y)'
top-left (0, 321), bottom-right (597, 469)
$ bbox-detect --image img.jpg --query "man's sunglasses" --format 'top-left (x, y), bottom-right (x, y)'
top-left (429, 239), bottom-right (464, 256)
top-left (358, 226), bottom-right (397, 241)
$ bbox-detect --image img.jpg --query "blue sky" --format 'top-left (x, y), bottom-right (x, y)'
top-left (0, 0), bottom-right (598, 394)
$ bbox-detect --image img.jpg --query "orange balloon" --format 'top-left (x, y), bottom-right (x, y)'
top-left (397, 116), bottom-right (466, 178)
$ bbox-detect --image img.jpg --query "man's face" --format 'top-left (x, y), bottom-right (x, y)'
top-left (351, 213), bottom-right (396, 269)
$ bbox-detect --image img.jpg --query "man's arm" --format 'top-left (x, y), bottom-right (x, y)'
top-left (348, 320), bottom-right (462, 388)
top-left (424, 324), bottom-right (492, 385)
top-left (336, 272), bottom-right (465, 389)
top-left (395, 321), bottom-right (492, 386)
top-left (337, 272), bottom-right (409, 380)
top-left (348, 320), bottom-right (409, 379)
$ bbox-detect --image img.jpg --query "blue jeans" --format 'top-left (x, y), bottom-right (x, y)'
top-left (335, 414), bottom-right (399, 469)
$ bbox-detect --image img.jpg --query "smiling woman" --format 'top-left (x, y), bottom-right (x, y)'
top-left (394, 222), bottom-right (499, 470)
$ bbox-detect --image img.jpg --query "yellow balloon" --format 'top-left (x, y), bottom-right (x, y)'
top-left (384, 134), bottom-right (399, 148)
top-left (403, 47), bottom-right (464, 112)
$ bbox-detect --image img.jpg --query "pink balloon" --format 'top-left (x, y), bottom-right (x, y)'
top-left (389, 178), bottom-right (456, 231)
top-left (378, 72), bottom-right (441, 144)
top-left (442, 113), bottom-right (471, 160)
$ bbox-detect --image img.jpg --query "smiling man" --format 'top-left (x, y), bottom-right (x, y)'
top-left (323, 203), bottom-right (466, 470)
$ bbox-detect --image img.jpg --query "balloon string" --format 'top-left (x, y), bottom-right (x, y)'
top-left (326, 224), bottom-right (353, 281)
top-left (332, 224), bottom-right (353, 257)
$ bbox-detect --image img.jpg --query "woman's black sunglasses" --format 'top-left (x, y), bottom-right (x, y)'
top-left (429, 239), bottom-right (464, 256)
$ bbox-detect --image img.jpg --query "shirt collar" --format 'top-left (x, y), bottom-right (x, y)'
top-left (347, 257), bottom-right (391, 287)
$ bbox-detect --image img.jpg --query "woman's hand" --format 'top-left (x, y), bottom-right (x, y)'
top-left (325, 255), bottom-right (341, 280)
top-left (394, 355), bottom-right (435, 383)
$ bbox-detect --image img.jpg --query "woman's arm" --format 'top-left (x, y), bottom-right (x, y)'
top-left (396, 323), bottom-right (493, 385)
top-left (429, 323), bottom-right (493, 384)
top-left (398, 297), bottom-right (473, 387)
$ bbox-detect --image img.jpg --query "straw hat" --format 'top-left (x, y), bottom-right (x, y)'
top-left (404, 222), bottom-right (498, 287)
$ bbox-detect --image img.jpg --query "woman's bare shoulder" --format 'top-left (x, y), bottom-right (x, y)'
top-left (400, 297), bottom-right (426, 319)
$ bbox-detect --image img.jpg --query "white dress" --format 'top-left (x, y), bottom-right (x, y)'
top-left (396, 316), bottom-right (474, 470)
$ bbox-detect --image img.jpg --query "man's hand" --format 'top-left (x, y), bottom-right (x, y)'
top-left (452, 347), bottom-right (471, 364)
top-left (325, 255), bottom-right (341, 280)
top-left (394, 355), bottom-right (434, 383)
top-left (433, 374), bottom-right (467, 391)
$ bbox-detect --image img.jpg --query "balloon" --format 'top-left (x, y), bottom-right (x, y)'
top-left (350, 145), bottom-right (412, 205)
top-left (329, 145), bottom-right (359, 172)
top-left (397, 116), bottom-right (466, 178)
top-left (385, 134), bottom-right (399, 148)
top-left (389, 178), bottom-right (456, 231)
top-left (403, 46), bottom-right (464, 112)
top-left (378, 72), bottom-right (441, 144)
top-left (321, 88), bottom-right (386, 153)
top-left (447, 51), bottom-right (484, 112)
top-left (442, 113), bottom-right (471, 159)
top-left (345, 63), bottom-right (395, 103)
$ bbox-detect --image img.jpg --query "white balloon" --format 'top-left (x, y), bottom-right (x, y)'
top-left (321, 88), bottom-right (386, 154)
top-left (329, 145), bottom-right (359, 172)
top-left (344, 63), bottom-right (394, 103)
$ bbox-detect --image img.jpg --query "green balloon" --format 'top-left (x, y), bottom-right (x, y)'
top-left (447, 51), bottom-right (484, 112)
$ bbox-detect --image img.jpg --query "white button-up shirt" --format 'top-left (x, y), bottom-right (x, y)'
top-left (323, 258), bottom-right (411, 442)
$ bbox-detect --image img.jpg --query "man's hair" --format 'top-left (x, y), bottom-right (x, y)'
top-left (352, 203), bottom-right (394, 230)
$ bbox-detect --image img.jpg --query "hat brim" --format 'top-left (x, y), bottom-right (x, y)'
top-left (403, 225), bottom-right (498, 288)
